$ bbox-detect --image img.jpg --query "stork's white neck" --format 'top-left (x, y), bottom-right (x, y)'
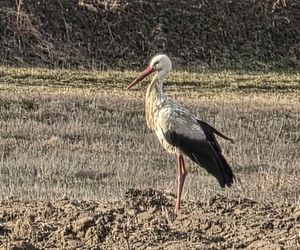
top-left (150, 73), bottom-right (163, 94)
top-left (145, 70), bottom-right (169, 130)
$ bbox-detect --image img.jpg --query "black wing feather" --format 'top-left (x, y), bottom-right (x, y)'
top-left (164, 121), bottom-right (235, 188)
top-left (197, 120), bottom-right (233, 142)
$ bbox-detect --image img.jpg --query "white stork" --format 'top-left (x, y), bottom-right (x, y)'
top-left (127, 54), bottom-right (235, 212)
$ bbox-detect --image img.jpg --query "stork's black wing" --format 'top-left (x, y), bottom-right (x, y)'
top-left (161, 113), bottom-right (235, 188)
top-left (197, 119), bottom-right (233, 153)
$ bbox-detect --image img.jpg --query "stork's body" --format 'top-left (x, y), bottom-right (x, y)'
top-left (127, 54), bottom-right (235, 212)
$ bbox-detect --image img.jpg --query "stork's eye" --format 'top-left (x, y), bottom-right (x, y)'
top-left (152, 61), bottom-right (159, 70)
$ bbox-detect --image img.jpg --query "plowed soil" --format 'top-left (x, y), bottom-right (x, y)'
top-left (1, 189), bottom-right (299, 249)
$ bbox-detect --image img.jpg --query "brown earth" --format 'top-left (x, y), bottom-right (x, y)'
top-left (0, 189), bottom-right (299, 249)
top-left (0, 0), bottom-right (299, 70)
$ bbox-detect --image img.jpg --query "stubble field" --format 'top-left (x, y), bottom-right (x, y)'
top-left (0, 66), bottom-right (299, 249)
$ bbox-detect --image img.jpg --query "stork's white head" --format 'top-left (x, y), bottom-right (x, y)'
top-left (127, 54), bottom-right (172, 89)
top-left (150, 54), bottom-right (172, 73)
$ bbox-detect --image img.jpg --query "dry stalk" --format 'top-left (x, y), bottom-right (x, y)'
top-left (15, 0), bottom-right (22, 25)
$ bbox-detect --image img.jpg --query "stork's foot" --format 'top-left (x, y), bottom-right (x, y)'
top-left (163, 206), bottom-right (177, 224)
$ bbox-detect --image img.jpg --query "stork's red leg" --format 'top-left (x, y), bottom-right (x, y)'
top-left (175, 154), bottom-right (187, 213)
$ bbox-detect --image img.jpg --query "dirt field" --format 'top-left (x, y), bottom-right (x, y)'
top-left (0, 67), bottom-right (299, 248)
top-left (1, 189), bottom-right (300, 249)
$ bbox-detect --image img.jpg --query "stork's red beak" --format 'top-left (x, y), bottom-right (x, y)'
top-left (127, 66), bottom-right (154, 90)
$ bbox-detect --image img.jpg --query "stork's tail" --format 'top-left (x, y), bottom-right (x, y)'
top-left (217, 153), bottom-right (235, 188)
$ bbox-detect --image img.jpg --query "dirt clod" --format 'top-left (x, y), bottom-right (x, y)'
top-left (9, 240), bottom-right (38, 250)
top-left (74, 216), bottom-right (95, 233)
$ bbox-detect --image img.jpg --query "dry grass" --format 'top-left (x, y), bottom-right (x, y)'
top-left (0, 66), bottom-right (299, 205)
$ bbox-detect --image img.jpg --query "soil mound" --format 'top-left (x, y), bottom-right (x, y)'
top-left (0, 0), bottom-right (299, 70)
top-left (0, 188), bottom-right (299, 249)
